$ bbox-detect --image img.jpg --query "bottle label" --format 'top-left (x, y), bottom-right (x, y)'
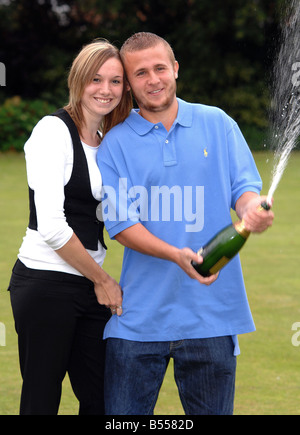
top-left (209, 256), bottom-right (230, 275)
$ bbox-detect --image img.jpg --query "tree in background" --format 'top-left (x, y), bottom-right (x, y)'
top-left (0, 0), bottom-right (284, 135)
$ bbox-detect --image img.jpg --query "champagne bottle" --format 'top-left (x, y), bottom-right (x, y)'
top-left (192, 201), bottom-right (270, 277)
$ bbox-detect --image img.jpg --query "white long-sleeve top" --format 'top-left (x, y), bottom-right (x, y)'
top-left (18, 115), bottom-right (106, 276)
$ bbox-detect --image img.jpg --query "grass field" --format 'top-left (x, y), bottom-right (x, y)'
top-left (1, 151), bottom-right (300, 415)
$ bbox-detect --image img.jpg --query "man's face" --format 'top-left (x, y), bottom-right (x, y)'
top-left (123, 43), bottom-right (179, 120)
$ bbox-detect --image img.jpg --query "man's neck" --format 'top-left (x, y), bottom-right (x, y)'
top-left (139, 98), bottom-right (178, 132)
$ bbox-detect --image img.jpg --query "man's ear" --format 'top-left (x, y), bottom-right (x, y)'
top-left (125, 80), bottom-right (131, 92)
top-left (174, 61), bottom-right (179, 79)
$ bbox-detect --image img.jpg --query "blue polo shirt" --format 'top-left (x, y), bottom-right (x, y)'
top-left (97, 98), bottom-right (262, 352)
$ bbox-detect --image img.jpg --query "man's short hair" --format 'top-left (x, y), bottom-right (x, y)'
top-left (120, 32), bottom-right (176, 64)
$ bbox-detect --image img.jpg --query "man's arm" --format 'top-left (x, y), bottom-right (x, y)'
top-left (235, 192), bottom-right (274, 233)
top-left (115, 223), bottom-right (219, 285)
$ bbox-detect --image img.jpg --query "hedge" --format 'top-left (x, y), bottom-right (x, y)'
top-left (1, 96), bottom-right (296, 153)
top-left (0, 97), bottom-right (57, 152)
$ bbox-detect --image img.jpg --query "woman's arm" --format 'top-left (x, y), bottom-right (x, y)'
top-left (56, 233), bottom-right (123, 315)
top-left (26, 117), bottom-right (123, 315)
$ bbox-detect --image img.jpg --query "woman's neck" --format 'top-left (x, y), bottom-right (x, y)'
top-left (80, 126), bottom-right (101, 147)
top-left (80, 109), bottom-right (103, 147)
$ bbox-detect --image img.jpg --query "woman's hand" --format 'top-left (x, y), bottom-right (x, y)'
top-left (94, 271), bottom-right (123, 316)
top-left (56, 233), bottom-right (123, 315)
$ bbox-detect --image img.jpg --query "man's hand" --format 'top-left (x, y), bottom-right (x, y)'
top-left (241, 195), bottom-right (274, 233)
top-left (176, 247), bottom-right (219, 286)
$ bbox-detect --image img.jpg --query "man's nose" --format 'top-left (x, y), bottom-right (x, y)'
top-left (147, 71), bottom-right (160, 85)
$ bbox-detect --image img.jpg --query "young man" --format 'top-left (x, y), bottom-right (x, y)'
top-left (97, 32), bottom-right (274, 415)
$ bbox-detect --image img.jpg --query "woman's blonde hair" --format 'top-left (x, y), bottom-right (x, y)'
top-left (64, 39), bottom-right (132, 137)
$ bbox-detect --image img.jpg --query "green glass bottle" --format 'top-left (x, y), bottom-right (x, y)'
top-left (192, 201), bottom-right (270, 277)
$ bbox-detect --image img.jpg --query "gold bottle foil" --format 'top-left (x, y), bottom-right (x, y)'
top-left (234, 219), bottom-right (250, 239)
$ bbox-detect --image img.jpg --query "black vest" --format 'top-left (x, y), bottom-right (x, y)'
top-left (28, 108), bottom-right (107, 251)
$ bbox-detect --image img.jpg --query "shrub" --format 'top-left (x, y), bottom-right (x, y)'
top-left (0, 97), bottom-right (57, 152)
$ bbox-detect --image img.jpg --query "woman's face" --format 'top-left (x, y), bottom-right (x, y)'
top-left (81, 57), bottom-right (124, 119)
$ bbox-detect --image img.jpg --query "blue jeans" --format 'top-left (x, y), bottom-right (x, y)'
top-left (104, 336), bottom-right (236, 415)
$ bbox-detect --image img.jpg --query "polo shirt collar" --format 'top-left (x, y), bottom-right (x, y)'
top-left (125, 98), bottom-right (193, 136)
top-left (175, 98), bottom-right (193, 128)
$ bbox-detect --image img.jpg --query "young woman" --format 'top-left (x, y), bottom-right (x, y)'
top-left (8, 40), bottom-right (132, 415)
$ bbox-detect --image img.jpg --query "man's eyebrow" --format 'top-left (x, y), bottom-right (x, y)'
top-left (134, 63), bottom-right (167, 74)
top-left (133, 68), bottom-right (145, 75)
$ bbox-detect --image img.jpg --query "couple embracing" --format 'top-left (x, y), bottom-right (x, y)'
top-left (9, 32), bottom-right (273, 415)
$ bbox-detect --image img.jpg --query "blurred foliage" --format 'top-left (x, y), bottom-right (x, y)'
top-left (0, 0), bottom-right (289, 151)
top-left (0, 96), bottom-right (56, 151)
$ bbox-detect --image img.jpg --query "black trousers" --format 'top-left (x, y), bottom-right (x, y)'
top-left (8, 260), bottom-right (111, 415)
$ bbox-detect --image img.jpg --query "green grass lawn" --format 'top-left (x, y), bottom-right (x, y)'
top-left (1, 151), bottom-right (300, 415)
